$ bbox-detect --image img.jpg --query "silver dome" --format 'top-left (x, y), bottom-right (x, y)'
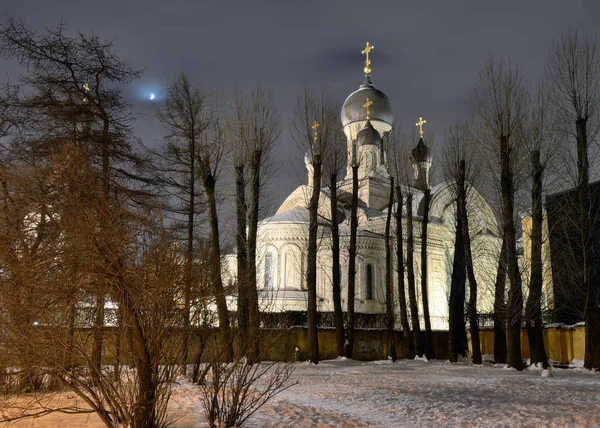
top-left (341, 76), bottom-right (394, 128)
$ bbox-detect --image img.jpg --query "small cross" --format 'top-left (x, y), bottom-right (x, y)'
top-left (415, 117), bottom-right (427, 138)
top-left (312, 120), bottom-right (320, 141)
top-left (361, 42), bottom-right (374, 75)
top-left (363, 98), bottom-right (373, 120)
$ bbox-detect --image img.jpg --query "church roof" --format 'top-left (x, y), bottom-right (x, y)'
top-left (262, 206), bottom-right (310, 224)
top-left (341, 75), bottom-right (394, 128)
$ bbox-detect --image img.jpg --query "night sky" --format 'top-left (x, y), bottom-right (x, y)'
top-left (3, 0), bottom-right (600, 212)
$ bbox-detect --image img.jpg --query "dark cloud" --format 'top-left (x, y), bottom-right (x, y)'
top-left (3, 0), bottom-right (600, 213)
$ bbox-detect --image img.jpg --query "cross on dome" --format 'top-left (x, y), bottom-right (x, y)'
top-left (363, 97), bottom-right (373, 120)
top-left (361, 42), bottom-right (374, 75)
top-left (416, 117), bottom-right (427, 138)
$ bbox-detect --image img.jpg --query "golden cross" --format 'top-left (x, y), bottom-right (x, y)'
top-left (312, 120), bottom-right (320, 141)
top-left (415, 117), bottom-right (427, 138)
top-left (363, 97), bottom-right (373, 120)
top-left (361, 42), bottom-right (374, 75)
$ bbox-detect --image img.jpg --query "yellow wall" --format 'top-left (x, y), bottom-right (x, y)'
top-left (478, 325), bottom-right (585, 365)
top-left (521, 216), bottom-right (554, 311)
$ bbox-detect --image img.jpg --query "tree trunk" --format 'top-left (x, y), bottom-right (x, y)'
top-left (235, 164), bottom-right (249, 356)
top-left (494, 238), bottom-right (508, 364)
top-left (458, 160), bottom-right (482, 364)
top-left (114, 305), bottom-right (123, 382)
top-left (306, 154), bottom-right (322, 364)
top-left (330, 172), bottom-right (345, 357)
top-left (420, 188), bottom-right (435, 359)
top-left (66, 295), bottom-right (77, 370)
top-left (500, 135), bottom-right (524, 371)
top-left (585, 307), bottom-right (600, 369)
top-left (575, 118), bottom-right (600, 370)
top-left (202, 168), bottom-right (233, 362)
top-left (122, 288), bottom-right (156, 428)
top-left (247, 150), bottom-right (262, 362)
top-left (345, 164), bottom-right (359, 359)
top-left (191, 329), bottom-right (206, 384)
top-left (449, 187), bottom-right (467, 363)
top-left (525, 150), bottom-right (547, 367)
top-left (181, 139), bottom-right (196, 375)
top-left (385, 177), bottom-right (397, 361)
top-left (91, 292), bottom-right (105, 379)
top-left (406, 193), bottom-right (423, 357)
top-left (395, 186), bottom-right (413, 358)
top-left (92, 123), bottom-right (111, 378)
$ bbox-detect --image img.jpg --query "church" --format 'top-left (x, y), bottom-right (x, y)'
top-left (228, 44), bottom-right (501, 330)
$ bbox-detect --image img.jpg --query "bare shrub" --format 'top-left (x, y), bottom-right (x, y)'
top-left (198, 355), bottom-right (295, 428)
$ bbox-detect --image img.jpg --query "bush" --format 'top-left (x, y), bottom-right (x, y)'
top-left (199, 358), bottom-right (295, 428)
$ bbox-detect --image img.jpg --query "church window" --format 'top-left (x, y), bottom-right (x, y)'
top-left (366, 264), bottom-right (374, 300)
top-left (264, 253), bottom-right (273, 289)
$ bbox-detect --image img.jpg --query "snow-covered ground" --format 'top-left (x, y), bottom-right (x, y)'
top-left (4, 359), bottom-right (600, 427)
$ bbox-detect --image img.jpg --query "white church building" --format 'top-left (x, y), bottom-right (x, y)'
top-left (227, 47), bottom-right (501, 330)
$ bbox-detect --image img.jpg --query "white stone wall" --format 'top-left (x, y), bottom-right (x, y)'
top-left (223, 179), bottom-right (501, 332)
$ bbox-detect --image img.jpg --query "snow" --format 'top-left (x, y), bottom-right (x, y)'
top-left (541, 368), bottom-right (553, 377)
top-left (4, 359), bottom-right (600, 427)
top-left (570, 359), bottom-right (585, 368)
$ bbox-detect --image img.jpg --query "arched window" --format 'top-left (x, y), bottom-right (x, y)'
top-left (264, 253), bottom-right (273, 289)
top-left (366, 264), bottom-right (373, 300)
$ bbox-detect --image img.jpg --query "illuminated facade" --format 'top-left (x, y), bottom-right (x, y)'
top-left (226, 46), bottom-right (501, 330)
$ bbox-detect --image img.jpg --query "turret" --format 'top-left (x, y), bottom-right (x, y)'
top-left (411, 117), bottom-right (432, 191)
top-left (340, 42), bottom-right (394, 180)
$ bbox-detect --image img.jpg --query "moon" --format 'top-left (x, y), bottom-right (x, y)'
top-left (150, 93), bottom-right (155, 100)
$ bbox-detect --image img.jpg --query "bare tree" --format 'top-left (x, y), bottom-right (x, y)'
top-left (196, 109), bottom-right (234, 362)
top-left (345, 120), bottom-right (361, 359)
top-left (405, 188), bottom-right (423, 356)
top-left (389, 133), bottom-right (414, 357)
top-left (444, 122), bottom-right (484, 364)
top-left (227, 88), bottom-right (250, 355)
top-left (228, 86), bottom-right (281, 360)
top-left (291, 87), bottom-right (338, 363)
top-left (523, 84), bottom-right (554, 368)
top-left (154, 72), bottom-right (208, 374)
top-left (385, 176), bottom-right (397, 361)
top-left (443, 124), bottom-right (468, 362)
top-left (0, 142), bottom-right (184, 427)
top-left (0, 16), bottom-right (145, 377)
top-left (472, 56), bottom-right (527, 371)
top-left (321, 106), bottom-right (347, 357)
top-left (155, 72), bottom-right (232, 361)
top-left (459, 158), bottom-right (482, 364)
top-left (306, 117), bottom-right (322, 365)
top-left (420, 185), bottom-right (435, 360)
top-left (547, 30), bottom-right (600, 369)
top-left (493, 238), bottom-right (508, 364)
top-left (410, 122), bottom-right (436, 360)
